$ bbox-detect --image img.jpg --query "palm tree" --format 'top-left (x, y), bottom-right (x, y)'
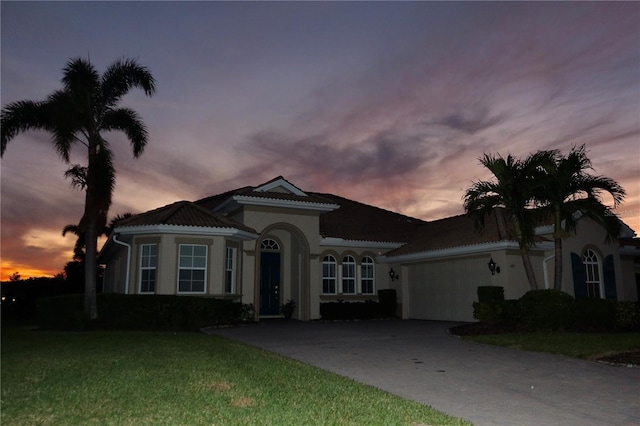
top-left (464, 152), bottom-right (553, 290)
top-left (536, 145), bottom-right (625, 291)
top-left (1, 58), bottom-right (156, 320)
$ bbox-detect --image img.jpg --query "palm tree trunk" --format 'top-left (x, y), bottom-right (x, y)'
top-left (553, 237), bottom-right (563, 291)
top-left (84, 216), bottom-right (98, 320)
top-left (520, 246), bottom-right (539, 290)
top-left (553, 206), bottom-right (563, 291)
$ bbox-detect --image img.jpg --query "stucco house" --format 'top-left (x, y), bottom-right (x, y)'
top-left (100, 176), bottom-right (639, 322)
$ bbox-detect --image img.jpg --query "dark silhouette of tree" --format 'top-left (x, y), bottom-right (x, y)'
top-left (1, 58), bottom-right (156, 319)
top-left (536, 145), bottom-right (625, 291)
top-left (62, 212), bottom-right (135, 262)
top-left (464, 152), bottom-right (553, 290)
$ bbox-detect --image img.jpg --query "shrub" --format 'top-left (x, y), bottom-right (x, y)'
top-left (378, 289), bottom-right (397, 318)
top-left (473, 299), bottom-right (519, 325)
top-left (477, 286), bottom-right (504, 303)
top-left (573, 298), bottom-right (616, 331)
top-left (36, 294), bottom-right (246, 331)
top-left (614, 302), bottom-right (640, 331)
top-left (518, 290), bottom-right (575, 331)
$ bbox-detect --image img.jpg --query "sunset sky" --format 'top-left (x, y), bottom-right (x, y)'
top-left (1, 2), bottom-right (639, 280)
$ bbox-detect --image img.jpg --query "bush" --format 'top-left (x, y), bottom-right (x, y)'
top-left (473, 299), bottom-right (519, 325)
top-left (614, 302), bottom-right (640, 331)
top-left (378, 289), bottom-right (397, 318)
top-left (320, 301), bottom-right (380, 320)
top-left (477, 286), bottom-right (504, 303)
top-left (518, 290), bottom-right (575, 330)
top-left (573, 298), bottom-right (617, 331)
top-left (36, 294), bottom-right (248, 331)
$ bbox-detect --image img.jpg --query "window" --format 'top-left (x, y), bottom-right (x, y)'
top-left (178, 244), bottom-right (207, 293)
top-left (261, 238), bottom-right (280, 251)
top-left (139, 244), bottom-right (157, 293)
top-left (342, 255), bottom-right (356, 294)
top-left (225, 246), bottom-right (236, 294)
top-left (322, 255), bottom-right (337, 294)
top-left (361, 256), bottom-right (375, 294)
top-left (583, 249), bottom-right (602, 298)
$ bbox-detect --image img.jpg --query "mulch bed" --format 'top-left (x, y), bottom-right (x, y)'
top-left (449, 322), bottom-right (640, 367)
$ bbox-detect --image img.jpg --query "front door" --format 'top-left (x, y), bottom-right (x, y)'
top-left (260, 252), bottom-right (281, 315)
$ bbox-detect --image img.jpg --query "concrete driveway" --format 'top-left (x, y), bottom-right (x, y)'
top-left (206, 320), bottom-right (639, 426)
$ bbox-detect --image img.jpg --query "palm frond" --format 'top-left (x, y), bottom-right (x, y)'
top-left (1, 100), bottom-right (51, 156)
top-left (101, 108), bottom-right (148, 157)
top-left (101, 58), bottom-right (156, 107)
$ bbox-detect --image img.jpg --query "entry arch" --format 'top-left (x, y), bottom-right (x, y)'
top-left (255, 223), bottom-right (311, 320)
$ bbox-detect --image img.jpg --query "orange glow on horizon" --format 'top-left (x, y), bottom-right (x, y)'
top-left (1, 261), bottom-right (59, 281)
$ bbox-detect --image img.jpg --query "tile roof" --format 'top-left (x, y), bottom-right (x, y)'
top-left (115, 201), bottom-right (257, 234)
top-left (385, 208), bottom-right (511, 257)
top-left (310, 192), bottom-right (426, 243)
top-left (386, 208), bottom-right (551, 257)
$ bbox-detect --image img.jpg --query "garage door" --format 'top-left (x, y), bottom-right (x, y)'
top-left (407, 257), bottom-right (487, 322)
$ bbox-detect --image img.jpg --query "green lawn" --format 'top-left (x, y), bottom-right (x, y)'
top-left (1, 327), bottom-right (469, 425)
top-left (463, 331), bottom-right (640, 359)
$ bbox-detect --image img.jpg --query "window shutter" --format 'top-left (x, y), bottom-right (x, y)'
top-left (603, 255), bottom-right (617, 300)
top-left (571, 252), bottom-right (587, 300)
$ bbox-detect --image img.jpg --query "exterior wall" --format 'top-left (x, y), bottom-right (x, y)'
top-left (102, 247), bottom-right (128, 293)
top-left (402, 249), bottom-right (546, 322)
top-left (543, 218), bottom-right (626, 300)
top-left (120, 234), bottom-right (232, 296)
top-left (619, 256), bottom-right (639, 301)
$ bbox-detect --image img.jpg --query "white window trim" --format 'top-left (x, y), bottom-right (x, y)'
top-left (583, 249), bottom-right (604, 299)
top-left (360, 256), bottom-right (375, 295)
top-left (177, 244), bottom-right (208, 294)
top-left (225, 246), bottom-right (236, 294)
top-left (342, 255), bottom-right (356, 295)
top-left (322, 255), bottom-right (338, 295)
top-left (139, 243), bottom-right (157, 294)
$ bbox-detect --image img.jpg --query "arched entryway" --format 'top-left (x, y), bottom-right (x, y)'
top-left (256, 224), bottom-right (310, 320)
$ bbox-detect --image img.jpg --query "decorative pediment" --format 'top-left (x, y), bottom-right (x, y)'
top-left (253, 176), bottom-right (307, 196)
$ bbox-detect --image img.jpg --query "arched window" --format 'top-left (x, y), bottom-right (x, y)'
top-left (360, 256), bottom-right (375, 294)
top-left (322, 255), bottom-right (337, 294)
top-left (261, 238), bottom-right (280, 251)
top-left (583, 249), bottom-right (602, 298)
top-left (342, 255), bottom-right (356, 294)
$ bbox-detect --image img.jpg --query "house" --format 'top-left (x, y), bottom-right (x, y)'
top-left (100, 176), bottom-right (640, 322)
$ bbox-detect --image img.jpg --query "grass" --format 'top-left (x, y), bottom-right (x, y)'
top-left (463, 331), bottom-right (640, 360)
top-left (1, 327), bottom-right (469, 426)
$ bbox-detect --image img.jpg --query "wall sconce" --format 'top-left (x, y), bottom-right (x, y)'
top-left (488, 257), bottom-right (500, 275)
top-left (388, 268), bottom-right (399, 281)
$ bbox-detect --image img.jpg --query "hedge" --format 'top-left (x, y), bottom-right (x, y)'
top-left (36, 293), bottom-right (251, 331)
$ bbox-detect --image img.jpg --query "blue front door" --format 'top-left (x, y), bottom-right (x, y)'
top-left (260, 252), bottom-right (281, 315)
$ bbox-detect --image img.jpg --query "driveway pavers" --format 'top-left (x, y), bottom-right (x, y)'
top-left (205, 320), bottom-right (640, 426)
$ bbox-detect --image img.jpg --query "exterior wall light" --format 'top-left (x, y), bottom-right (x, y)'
top-left (488, 257), bottom-right (500, 275)
top-left (388, 268), bottom-right (399, 281)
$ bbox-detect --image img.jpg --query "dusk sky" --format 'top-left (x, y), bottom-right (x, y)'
top-left (1, 2), bottom-right (639, 280)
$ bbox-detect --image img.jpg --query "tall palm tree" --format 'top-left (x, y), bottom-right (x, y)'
top-left (1, 58), bottom-right (156, 319)
top-left (536, 145), bottom-right (625, 291)
top-left (464, 152), bottom-right (553, 290)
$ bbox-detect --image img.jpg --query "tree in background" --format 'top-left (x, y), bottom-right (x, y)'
top-left (1, 58), bottom-right (156, 319)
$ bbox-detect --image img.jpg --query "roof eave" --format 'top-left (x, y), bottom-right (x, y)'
top-left (380, 240), bottom-right (554, 263)
top-left (217, 195), bottom-right (340, 213)
top-left (114, 224), bottom-right (259, 240)
top-left (320, 237), bottom-right (404, 250)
